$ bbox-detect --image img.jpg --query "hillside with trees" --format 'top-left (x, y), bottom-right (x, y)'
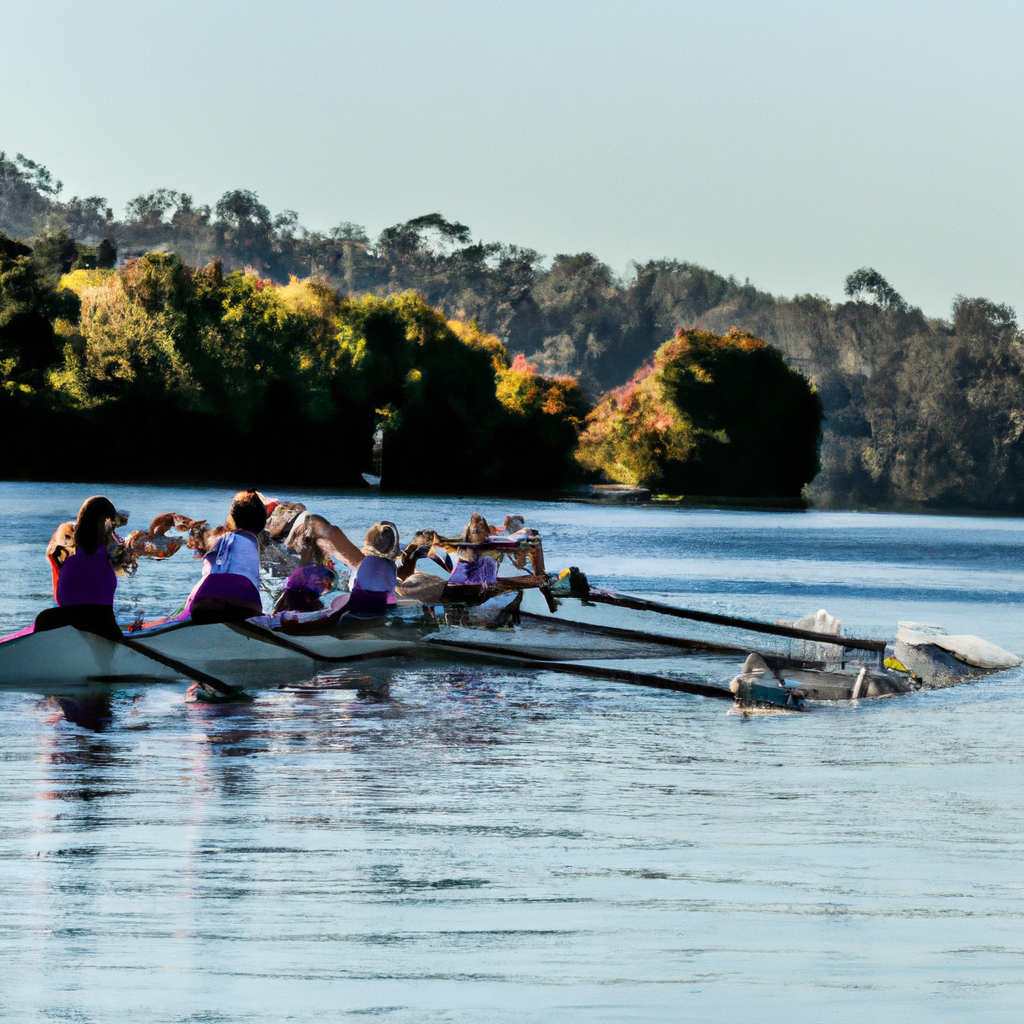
top-left (2, 150), bottom-right (1022, 509)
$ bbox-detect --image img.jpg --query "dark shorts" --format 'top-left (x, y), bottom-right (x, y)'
top-left (34, 604), bottom-right (122, 641)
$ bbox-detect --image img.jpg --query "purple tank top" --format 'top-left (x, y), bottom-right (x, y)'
top-left (351, 555), bottom-right (397, 594)
top-left (56, 547), bottom-right (117, 607)
top-left (447, 555), bottom-right (497, 586)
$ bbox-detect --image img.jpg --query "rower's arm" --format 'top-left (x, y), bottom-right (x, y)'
top-left (46, 522), bottom-right (75, 601)
top-left (396, 542), bottom-right (422, 581)
top-left (529, 538), bottom-right (545, 576)
top-left (189, 524), bottom-right (230, 554)
top-left (309, 519), bottom-right (364, 569)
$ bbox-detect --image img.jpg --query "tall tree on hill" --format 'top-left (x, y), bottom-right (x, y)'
top-left (62, 195), bottom-right (113, 241)
top-left (124, 189), bottom-right (181, 248)
top-left (169, 195), bottom-right (216, 268)
top-left (0, 153), bottom-right (61, 239)
top-left (529, 253), bottom-right (621, 386)
top-left (214, 189), bottom-right (278, 275)
top-left (844, 267), bottom-right (906, 310)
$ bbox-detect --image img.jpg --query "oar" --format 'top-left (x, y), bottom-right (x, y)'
top-left (116, 634), bottom-right (252, 702)
top-left (579, 588), bottom-right (886, 660)
top-left (521, 610), bottom-right (750, 656)
top-left (422, 637), bottom-right (735, 701)
top-left (518, 611), bottom-right (829, 670)
top-left (227, 620), bottom-right (414, 665)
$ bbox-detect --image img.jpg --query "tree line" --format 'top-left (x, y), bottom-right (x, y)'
top-left (3, 149), bottom-right (1021, 509)
top-left (0, 240), bottom-right (589, 493)
top-left (0, 150), bottom-right (785, 395)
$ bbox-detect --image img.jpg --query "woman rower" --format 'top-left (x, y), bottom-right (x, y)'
top-left (183, 490), bottom-right (267, 622)
top-left (445, 513), bottom-right (500, 591)
top-left (345, 521), bottom-right (400, 614)
top-left (307, 522), bottom-right (399, 619)
top-left (271, 522), bottom-right (400, 631)
top-left (36, 495), bottom-right (125, 639)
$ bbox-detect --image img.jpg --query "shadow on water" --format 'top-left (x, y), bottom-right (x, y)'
top-left (54, 696), bottom-right (115, 733)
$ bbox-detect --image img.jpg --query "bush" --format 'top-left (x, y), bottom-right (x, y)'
top-left (577, 327), bottom-right (822, 498)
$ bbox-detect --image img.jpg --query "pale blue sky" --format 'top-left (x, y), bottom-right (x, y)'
top-left (2, 0), bottom-right (1021, 317)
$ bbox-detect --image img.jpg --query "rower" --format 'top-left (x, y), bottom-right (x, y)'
top-left (35, 495), bottom-right (125, 640)
top-left (265, 523), bottom-right (399, 631)
top-left (273, 564), bottom-right (337, 614)
top-left (345, 521), bottom-right (400, 615)
top-left (263, 499), bottom-right (364, 569)
top-left (183, 491), bottom-right (266, 622)
top-left (393, 513), bottom-right (545, 603)
top-left (445, 513), bottom-right (500, 590)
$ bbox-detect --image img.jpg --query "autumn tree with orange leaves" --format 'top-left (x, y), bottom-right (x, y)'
top-left (577, 327), bottom-right (822, 498)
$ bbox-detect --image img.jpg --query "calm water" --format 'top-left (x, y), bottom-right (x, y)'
top-left (2, 481), bottom-right (1024, 1022)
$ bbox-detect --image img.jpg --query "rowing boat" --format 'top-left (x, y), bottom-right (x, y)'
top-left (0, 625), bottom-right (182, 688)
top-left (0, 591), bottom-right (522, 696)
top-left (0, 619), bottom-right (412, 693)
top-left (2, 573), bottom-right (1019, 707)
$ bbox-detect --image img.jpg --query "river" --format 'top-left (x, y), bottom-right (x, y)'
top-left (2, 481), bottom-right (1023, 1022)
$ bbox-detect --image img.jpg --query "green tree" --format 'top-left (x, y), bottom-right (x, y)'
top-left (844, 267), bottom-right (906, 310)
top-left (96, 238), bottom-right (117, 269)
top-left (63, 195), bottom-right (113, 240)
top-left (214, 189), bottom-right (277, 274)
top-left (32, 230), bottom-right (78, 279)
top-left (530, 253), bottom-right (621, 386)
top-left (0, 233), bottom-right (79, 389)
top-left (0, 153), bottom-right (61, 238)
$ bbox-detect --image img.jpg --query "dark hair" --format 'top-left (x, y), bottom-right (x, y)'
top-left (74, 495), bottom-right (118, 555)
top-left (228, 490), bottom-right (267, 533)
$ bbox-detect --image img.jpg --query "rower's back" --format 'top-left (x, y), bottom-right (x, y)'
top-left (187, 491), bottom-right (267, 623)
top-left (346, 522), bottom-right (400, 615)
top-left (37, 495), bottom-right (123, 640)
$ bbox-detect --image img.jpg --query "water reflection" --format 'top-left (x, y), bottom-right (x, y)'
top-left (54, 696), bottom-right (114, 733)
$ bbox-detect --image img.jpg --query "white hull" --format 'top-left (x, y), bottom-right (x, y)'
top-left (0, 622), bottom-right (413, 693)
top-left (0, 626), bottom-right (181, 688)
top-left (129, 622), bottom-right (412, 689)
